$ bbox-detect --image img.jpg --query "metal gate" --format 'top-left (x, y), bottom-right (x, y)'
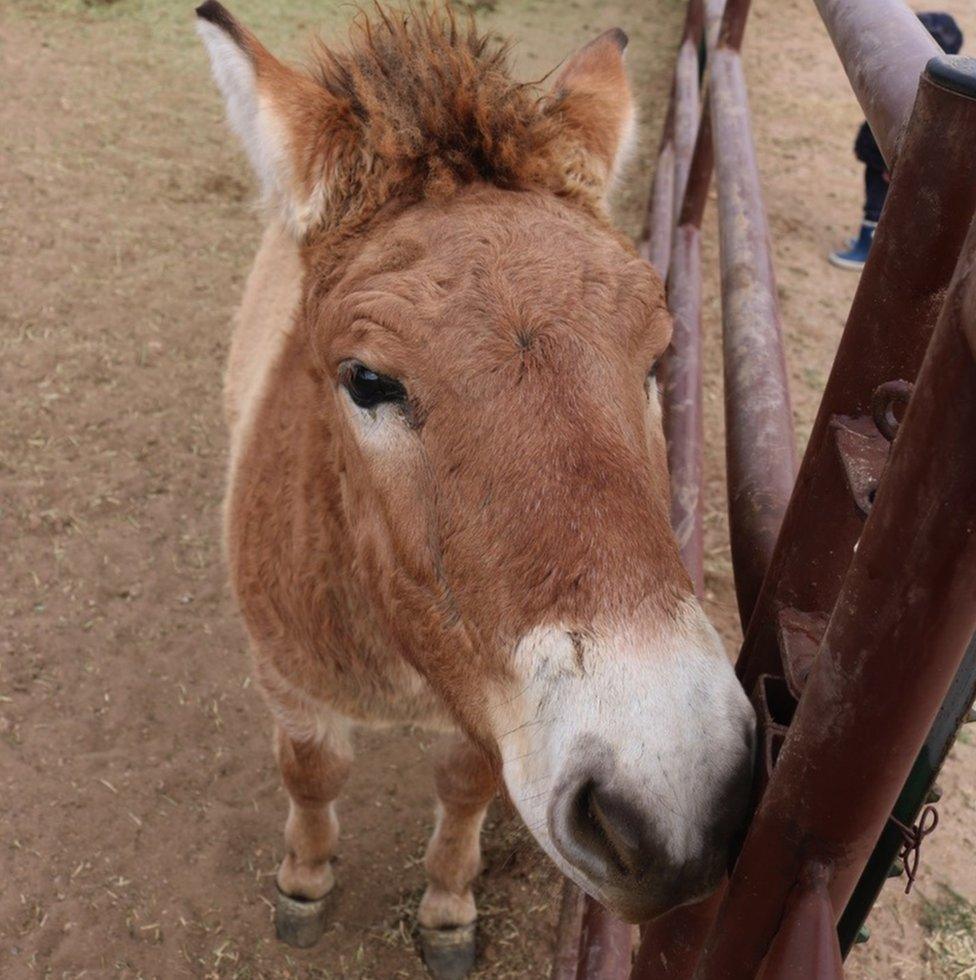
top-left (552, 0), bottom-right (976, 976)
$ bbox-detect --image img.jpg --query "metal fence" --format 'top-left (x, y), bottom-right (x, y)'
top-left (552, 0), bottom-right (976, 976)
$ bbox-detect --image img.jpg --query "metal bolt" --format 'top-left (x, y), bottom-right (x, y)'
top-left (927, 784), bottom-right (943, 803)
top-left (965, 708), bottom-right (976, 724)
top-left (855, 925), bottom-right (871, 944)
top-left (886, 862), bottom-right (904, 878)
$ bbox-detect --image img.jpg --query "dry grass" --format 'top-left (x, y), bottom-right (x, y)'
top-left (921, 887), bottom-right (976, 979)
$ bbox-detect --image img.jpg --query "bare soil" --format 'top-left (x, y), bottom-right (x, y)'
top-left (0, 0), bottom-right (973, 978)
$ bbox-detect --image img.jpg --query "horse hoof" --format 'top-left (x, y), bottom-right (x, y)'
top-left (274, 888), bottom-right (329, 948)
top-left (419, 923), bottom-right (477, 980)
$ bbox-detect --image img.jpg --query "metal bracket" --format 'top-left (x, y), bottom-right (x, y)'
top-left (830, 414), bottom-right (891, 516)
top-left (830, 381), bottom-right (913, 519)
top-left (776, 608), bottom-right (828, 698)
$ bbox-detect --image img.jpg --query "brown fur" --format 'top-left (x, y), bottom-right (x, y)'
top-left (211, 1), bottom-right (634, 241)
top-left (230, 192), bottom-right (678, 744)
top-left (303, 5), bottom-right (621, 216)
top-left (200, 0), bottom-right (712, 941)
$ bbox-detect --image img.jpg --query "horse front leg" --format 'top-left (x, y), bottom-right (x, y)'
top-left (419, 734), bottom-right (497, 979)
top-left (272, 711), bottom-right (353, 948)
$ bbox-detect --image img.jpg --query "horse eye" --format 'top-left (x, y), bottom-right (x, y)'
top-left (340, 362), bottom-right (406, 410)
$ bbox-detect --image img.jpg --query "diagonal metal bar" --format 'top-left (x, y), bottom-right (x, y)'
top-left (696, 145), bottom-right (976, 980)
top-left (812, 0), bottom-right (939, 167)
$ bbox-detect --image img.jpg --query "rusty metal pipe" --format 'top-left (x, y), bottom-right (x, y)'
top-left (695, 206), bottom-right (976, 980)
top-left (754, 866), bottom-right (843, 980)
top-left (715, 0), bottom-right (748, 51)
top-left (636, 107), bottom-right (714, 975)
top-left (632, 888), bottom-right (724, 980)
top-left (710, 44), bottom-right (797, 627)
top-left (812, 0), bottom-right (940, 167)
top-left (551, 882), bottom-right (633, 980)
top-left (672, 1), bottom-right (705, 212)
top-left (641, 0), bottom-right (705, 279)
top-left (632, 4), bottom-right (756, 975)
top-left (658, 6), bottom-right (717, 597)
top-left (552, 882), bottom-right (587, 980)
top-left (577, 899), bottom-right (635, 979)
top-left (736, 60), bottom-right (976, 695)
top-left (644, 138), bottom-right (677, 277)
top-left (662, 224), bottom-right (705, 594)
top-left (677, 104), bottom-right (713, 230)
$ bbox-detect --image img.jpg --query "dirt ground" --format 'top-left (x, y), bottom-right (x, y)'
top-left (1, 0), bottom-right (974, 978)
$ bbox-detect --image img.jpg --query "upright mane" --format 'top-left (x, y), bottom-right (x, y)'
top-left (306, 3), bottom-right (615, 229)
top-left (197, 0), bottom-right (633, 237)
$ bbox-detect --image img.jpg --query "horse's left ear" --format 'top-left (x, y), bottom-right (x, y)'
top-left (551, 28), bottom-right (636, 198)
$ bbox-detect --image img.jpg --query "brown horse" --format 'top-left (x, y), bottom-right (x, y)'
top-left (196, 2), bottom-right (755, 975)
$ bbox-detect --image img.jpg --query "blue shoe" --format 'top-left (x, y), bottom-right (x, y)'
top-left (829, 221), bottom-right (877, 270)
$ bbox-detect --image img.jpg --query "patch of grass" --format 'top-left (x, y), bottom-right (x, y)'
top-left (801, 365), bottom-right (826, 392)
top-left (452, 0), bottom-right (498, 11)
top-left (920, 885), bottom-right (976, 978)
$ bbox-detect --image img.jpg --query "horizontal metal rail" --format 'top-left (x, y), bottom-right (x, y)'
top-left (641, 0), bottom-right (705, 280)
top-left (552, 881), bottom-right (586, 980)
top-left (672, 3), bottom-right (705, 222)
top-left (635, 0), bottom-right (783, 974)
top-left (553, 878), bottom-right (634, 980)
top-left (634, 8), bottom-right (722, 975)
top-left (709, 32), bottom-right (796, 627)
top-left (643, 128), bottom-right (676, 277)
top-left (649, 0), bottom-right (797, 632)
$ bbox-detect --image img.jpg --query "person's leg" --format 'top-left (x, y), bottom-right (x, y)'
top-left (829, 166), bottom-right (883, 270)
top-left (863, 166), bottom-right (888, 223)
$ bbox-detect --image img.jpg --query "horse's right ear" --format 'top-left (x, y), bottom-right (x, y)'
top-left (195, 1), bottom-right (353, 236)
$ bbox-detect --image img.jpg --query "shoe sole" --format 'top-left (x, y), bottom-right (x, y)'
top-left (828, 253), bottom-right (866, 271)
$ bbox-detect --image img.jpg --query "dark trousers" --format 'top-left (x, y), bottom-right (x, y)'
top-left (864, 166), bottom-right (888, 222)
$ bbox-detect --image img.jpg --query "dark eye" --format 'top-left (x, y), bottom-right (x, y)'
top-left (340, 361), bottom-right (407, 410)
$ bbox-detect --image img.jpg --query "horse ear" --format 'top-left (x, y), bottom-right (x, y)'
top-left (551, 28), bottom-right (636, 197)
top-left (196, 1), bottom-right (349, 236)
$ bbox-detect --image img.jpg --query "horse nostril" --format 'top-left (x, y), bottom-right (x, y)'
top-left (547, 752), bottom-right (746, 922)
top-left (552, 776), bottom-right (649, 881)
top-left (581, 782), bottom-right (644, 876)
